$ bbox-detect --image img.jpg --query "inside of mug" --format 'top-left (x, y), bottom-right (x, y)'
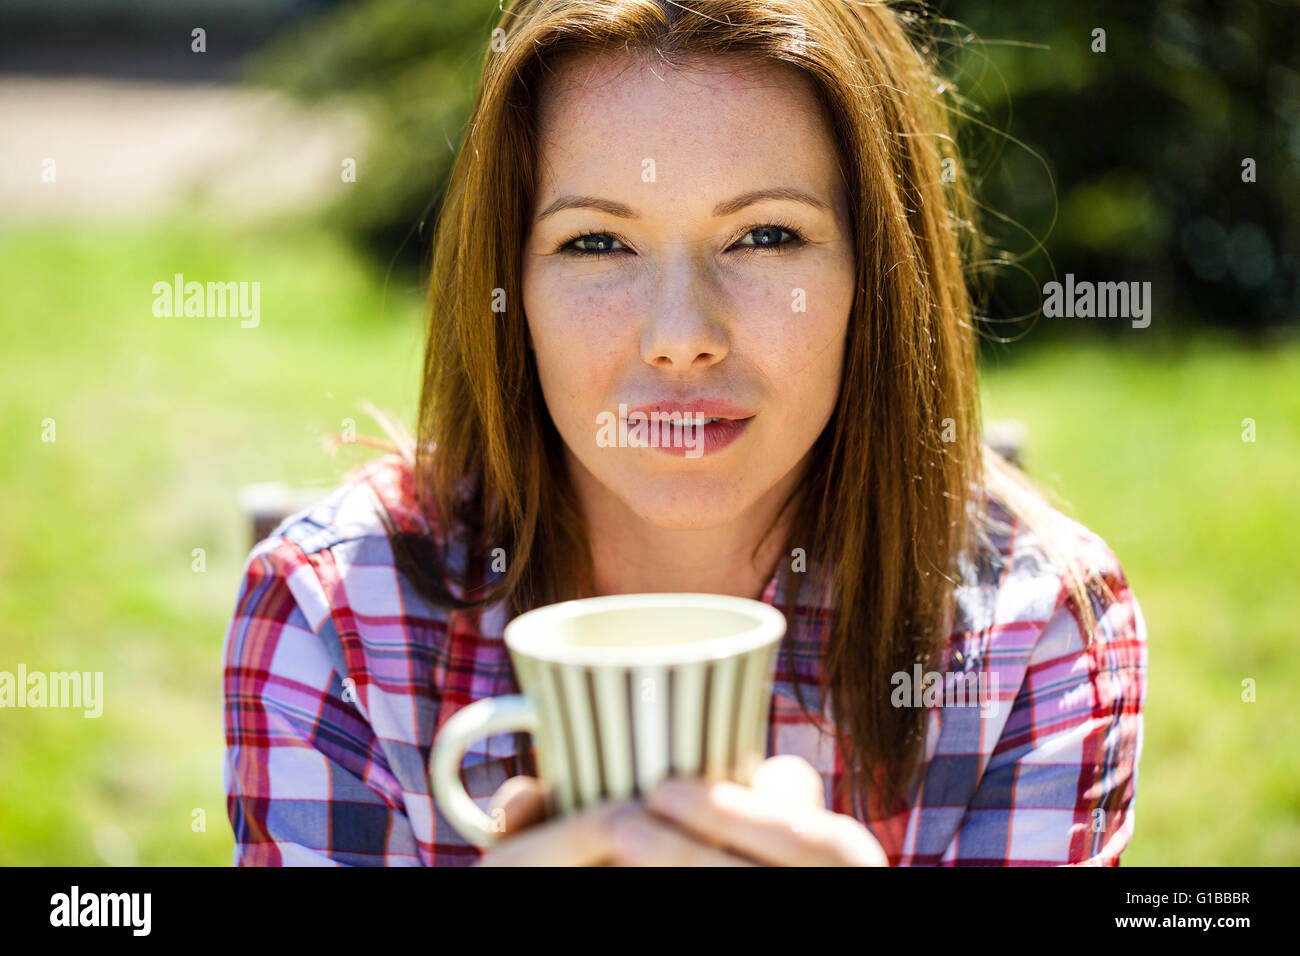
top-left (553, 606), bottom-right (756, 648)
top-left (505, 596), bottom-right (787, 666)
top-left (506, 600), bottom-right (780, 660)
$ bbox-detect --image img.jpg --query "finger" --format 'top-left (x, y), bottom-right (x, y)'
top-left (645, 776), bottom-right (887, 867)
top-left (749, 755), bottom-right (826, 811)
top-left (748, 757), bottom-right (887, 865)
top-left (476, 798), bottom-right (637, 867)
top-left (488, 776), bottom-right (549, 837)
top-left (608, 810), bottom-right (759, 867)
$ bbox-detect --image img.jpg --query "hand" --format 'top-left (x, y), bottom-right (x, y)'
top-left (475, 775), bottom-right (665, 866)
top-left (476, 776), bottom-right (758, 866)
top-left (626, 754), bottom-right (888, 866)
top-left (475, 755), bottom-right (888, 866)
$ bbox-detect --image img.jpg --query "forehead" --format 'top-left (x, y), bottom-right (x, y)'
top-left (531, 51), bottom-right (841, 199)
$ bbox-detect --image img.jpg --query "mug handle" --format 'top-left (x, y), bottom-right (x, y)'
top-left (429, 695), bottom-right (540, 848)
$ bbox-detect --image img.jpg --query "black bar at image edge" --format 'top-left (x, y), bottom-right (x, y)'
top-left (1, 866), bottom-right (1277, 939)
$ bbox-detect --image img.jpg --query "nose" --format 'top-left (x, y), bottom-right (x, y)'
top-left (639, 254), bottom-right (729, 370)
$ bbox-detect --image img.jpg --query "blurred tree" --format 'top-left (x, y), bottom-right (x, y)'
top-left (247, 0), bottom-right (1300, 335)
top-left (937, 0), bottom-right (1300, 336)
top-left (245, 0), bottom-right (496, 270)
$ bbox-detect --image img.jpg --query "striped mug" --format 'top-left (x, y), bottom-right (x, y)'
top-left (429, 592), bottom-right (787, 848)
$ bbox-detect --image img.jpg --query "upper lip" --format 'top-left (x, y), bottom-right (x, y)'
top-left (623, 399), bottom-right (757, 421)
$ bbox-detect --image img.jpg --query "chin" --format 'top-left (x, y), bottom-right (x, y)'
top-left (613, 467), bottom-right (759, 531)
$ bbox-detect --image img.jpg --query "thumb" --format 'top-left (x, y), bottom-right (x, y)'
top-left (749, 755), bottom-right (826, 811)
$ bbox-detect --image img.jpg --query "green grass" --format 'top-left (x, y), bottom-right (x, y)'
top-left (1, 221), bottom-right (1296, 865)
top-left (0, 221), bottom-right (425, 865)
top-left (979, 333), bottom-right (1300, 865)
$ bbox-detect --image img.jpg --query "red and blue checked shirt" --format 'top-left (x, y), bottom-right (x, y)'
top-left (223, 452), bottom-right (1147, 866)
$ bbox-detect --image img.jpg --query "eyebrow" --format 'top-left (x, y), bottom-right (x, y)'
top-left (534, 186), bottom-right (831, 222)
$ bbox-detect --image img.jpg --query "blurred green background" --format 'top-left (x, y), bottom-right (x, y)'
top-left (0, 0), bottom-right (1296, 865)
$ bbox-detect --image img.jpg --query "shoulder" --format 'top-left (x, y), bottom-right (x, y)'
top-left (923, 474), bottom-right (1148, 865)
top-left (950, 473), bottom-right (1146, 679)
top-left (268, 452), bottom-right (435, 558)
top-left (230, 452), bottom-right (460, 638)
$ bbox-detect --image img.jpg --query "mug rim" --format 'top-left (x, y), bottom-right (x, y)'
top-left (502, 592), bottom-right (787, 667)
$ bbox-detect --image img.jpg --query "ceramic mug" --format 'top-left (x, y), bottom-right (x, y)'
top-left (429, 592), bottom-right (787, 847)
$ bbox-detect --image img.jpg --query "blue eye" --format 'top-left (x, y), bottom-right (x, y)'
top-left (566, 233), bottom-right (626, 256)
top-left (737, 225), bottom-right (796, 249)
top-left (558, 223), bottom-right (806, 258)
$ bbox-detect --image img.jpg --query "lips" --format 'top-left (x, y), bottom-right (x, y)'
top-left (617, 399), bottom-right (756, 458)
top-left (625, 399), bottom-right (757, 421)
top-left (654, 415), bottom-right (752, 457)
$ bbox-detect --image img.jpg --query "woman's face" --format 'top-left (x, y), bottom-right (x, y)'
top-left (522, 52), bottom-right (855, 532)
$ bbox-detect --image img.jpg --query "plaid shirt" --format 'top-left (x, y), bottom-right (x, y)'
top-left (223, 453), bottom-right (1147, 866)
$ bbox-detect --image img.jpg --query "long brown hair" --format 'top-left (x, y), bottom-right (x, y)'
top-left (370, 0), bottom-right (1099, 818)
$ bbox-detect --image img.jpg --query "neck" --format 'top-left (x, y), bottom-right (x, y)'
top-left (568, 451), bottom-right (807, 602)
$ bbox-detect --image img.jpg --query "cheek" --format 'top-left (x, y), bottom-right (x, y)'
top-left (524, 269), bottom-right (638, 418)
top-left (723, 264), bottom-right (850, 395)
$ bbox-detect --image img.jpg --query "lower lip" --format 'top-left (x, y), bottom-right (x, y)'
top-left (632, 416), bottom-right (754, 457)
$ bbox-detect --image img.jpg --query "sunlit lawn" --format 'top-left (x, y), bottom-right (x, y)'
top-left (1, 221), bottom-right (1296, 864)
top-left (0, 220), bottom-right (424, 865)
top-left (980, 328), bottom-right (1300, 865)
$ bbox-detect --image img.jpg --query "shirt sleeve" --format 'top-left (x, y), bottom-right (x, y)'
top-left (953, 549), bottom-right (1148, 865)
top-left (222, 534), bottom-right (423, 866)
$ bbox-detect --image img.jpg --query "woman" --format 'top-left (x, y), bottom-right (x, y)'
top-left (223, 0), bottom-right (1147, 866)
